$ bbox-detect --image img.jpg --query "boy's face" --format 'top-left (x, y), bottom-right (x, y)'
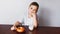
top-left (28, 5), bottom-right (38, 14)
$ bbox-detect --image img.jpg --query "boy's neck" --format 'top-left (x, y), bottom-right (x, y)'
top-left (28, 13), bottom-right (33, 18)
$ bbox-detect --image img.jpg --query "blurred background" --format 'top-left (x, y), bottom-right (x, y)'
top-left (0, 0), bottom-right (60, 27)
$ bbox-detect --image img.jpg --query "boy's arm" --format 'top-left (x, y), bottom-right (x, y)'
top-left (33, 14), bottom-right (38, 28)
top-left (11, 16), bottom-right (24, 30)
top-left (11, 21), bottom-right (21, 30)
top-left (14, 21), bottom-right (20, 26)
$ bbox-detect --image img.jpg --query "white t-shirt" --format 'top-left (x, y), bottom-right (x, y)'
top-left (18, 13), bottom-right (39, 30)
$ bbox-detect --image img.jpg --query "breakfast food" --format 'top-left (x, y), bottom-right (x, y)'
top-left (16, 27), bottom-right (25, 32)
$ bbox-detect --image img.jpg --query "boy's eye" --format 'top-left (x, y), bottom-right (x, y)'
top-left (31, 8), bottom-right (32, 9)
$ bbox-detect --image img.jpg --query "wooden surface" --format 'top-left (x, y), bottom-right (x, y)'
top-left (0, 25), bottom-right (60, 34)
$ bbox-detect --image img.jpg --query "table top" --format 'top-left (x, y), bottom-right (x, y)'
top-left (0, 25), bottom-right (60, 34)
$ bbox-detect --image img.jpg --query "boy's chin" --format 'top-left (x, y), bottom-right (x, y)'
top-left (29, 12), bottom-right (36, 15)
top-left (32, 13), bottom-right (36, 14)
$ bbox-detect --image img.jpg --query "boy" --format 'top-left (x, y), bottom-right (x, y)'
top-left (11, 2), bottom-right (39, 31)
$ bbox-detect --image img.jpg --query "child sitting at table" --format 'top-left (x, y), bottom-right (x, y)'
top-left (11, 2), bottom-right (39, 31)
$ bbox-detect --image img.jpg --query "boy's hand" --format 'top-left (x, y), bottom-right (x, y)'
top-left (32, 13), bottom-right (38, 28)
top-left (31, 13), bottom-right (36, 18)
top-left (11, 26), bottom-right (17, 31)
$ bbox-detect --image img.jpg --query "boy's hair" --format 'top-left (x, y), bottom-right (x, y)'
top-left (29, 2), bottom-right (39, 9)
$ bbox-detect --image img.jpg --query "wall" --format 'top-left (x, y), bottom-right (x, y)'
top-left (0, 0), bottom-right (40, 25)
top-left (0, 0), bottom-right (60, 27)
top-left (39, 0), bottom-right (60, 27)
